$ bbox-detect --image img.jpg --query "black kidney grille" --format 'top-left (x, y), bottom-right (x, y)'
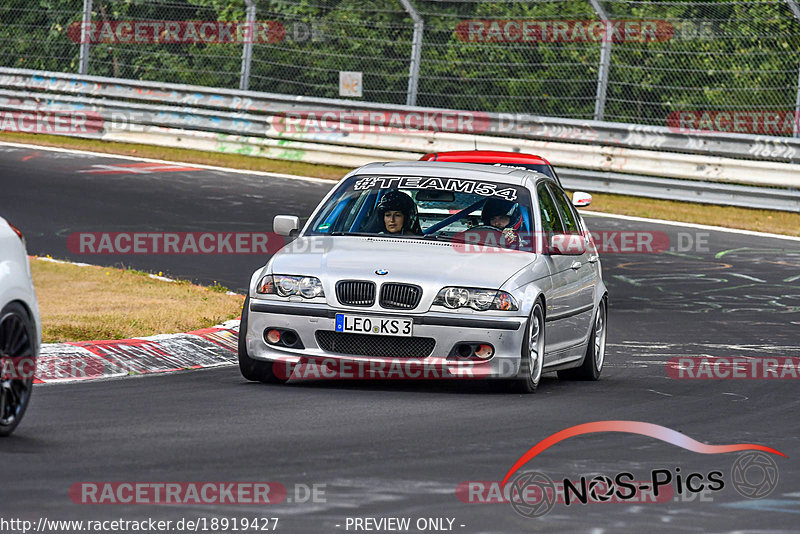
top-left (336, 280), bottom-right (376, 306)
top-left (316, 331), bottom-right (435, 358)
top-left (380, 283), bottom-right (422, 310)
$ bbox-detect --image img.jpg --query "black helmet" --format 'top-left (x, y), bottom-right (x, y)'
top-left (481, 198), bottom-right (520, 227)
top-left (376, 190), bottom-right (421, 234)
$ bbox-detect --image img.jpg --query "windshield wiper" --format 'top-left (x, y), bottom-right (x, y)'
top-left (327, 232), bottom-right (375, 236)
top-left (420, 234), bottom-right (452, 242)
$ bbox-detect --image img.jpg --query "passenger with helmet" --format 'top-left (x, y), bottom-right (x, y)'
top-left (375, 190), bottom-right (422, 235)
top-left (480, 197), bottom-right (521, 249)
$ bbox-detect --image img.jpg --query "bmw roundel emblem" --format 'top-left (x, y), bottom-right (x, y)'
top-left (375, 269), bottom-right (389, 276)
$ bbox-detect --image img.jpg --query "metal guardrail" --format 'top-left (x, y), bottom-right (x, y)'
top-left (559, 169), bottom-right (800, 213)
top-left (4, 68), bottom-right (800, 164)
top-left (0, 67), bottom-right (798, 212)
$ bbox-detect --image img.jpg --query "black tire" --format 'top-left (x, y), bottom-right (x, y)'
top-left (238, 296), bottom-right (284, 384)
top-left (0, 302), bottom-right (35, 437)
top-left (509, 301), bottom-right (545, 394)
top-left (558, 297), bottom-right (607, 381)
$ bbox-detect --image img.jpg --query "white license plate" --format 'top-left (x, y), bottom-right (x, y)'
top-left (335, 314), bottom-right (413, 337)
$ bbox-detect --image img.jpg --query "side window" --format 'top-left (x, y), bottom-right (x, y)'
top-left (536, 183), bottom-right (564, 235)
top-left (549, 185), bottom-right (581, 235)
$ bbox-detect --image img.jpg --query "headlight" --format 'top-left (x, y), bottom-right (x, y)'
top-left (443, 287), bottom-right (470, 309)
top-left (276, 276), bottom-right (299, 296)
top-left (298, 276), bottom-right (324, 298)
top-left (256, 275), bottom-right (324, 299)
top-left (433, 287), bottom-right (518, 312)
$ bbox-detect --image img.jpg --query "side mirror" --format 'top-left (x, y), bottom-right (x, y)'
top-left (549, 233), bottom-right (586, 255)
top-left (273, 215), bottom-right (300, 237)
top-left (572, 191), bottom-right (592, 208)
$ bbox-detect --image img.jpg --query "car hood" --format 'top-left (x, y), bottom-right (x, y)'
top-left (268, 235), bottom-right (535, 290)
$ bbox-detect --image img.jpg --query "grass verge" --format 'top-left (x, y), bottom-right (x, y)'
top-left (3, 132), bottom-right (798, 237)
top-left (579, 192), bottom-right (800, 237)
top-left (31, 258), bottom-right (244, 343)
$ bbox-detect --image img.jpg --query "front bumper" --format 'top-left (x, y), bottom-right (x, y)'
top-left (246, 299), bottom-right (527, 380)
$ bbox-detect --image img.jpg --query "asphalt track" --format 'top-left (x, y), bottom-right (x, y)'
top-left (2, 142), bottom-right (800, 533)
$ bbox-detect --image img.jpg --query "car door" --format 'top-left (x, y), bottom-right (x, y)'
top-left (548, 184), bottom-right (597, 344)
top-left (535, 181), bottom-right (582, 356)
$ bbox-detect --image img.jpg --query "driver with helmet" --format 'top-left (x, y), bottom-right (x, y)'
top-left (480, 198), bottom-right (521, 249)
top-left (375, 190), bottom-right (422, 235)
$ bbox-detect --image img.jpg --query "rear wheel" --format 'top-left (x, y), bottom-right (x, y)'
top-left (238, 296), bottom-right (284, 384)
top-left (0, 302), bottom-right (35, 437)
top-left (558, 298), bottom-right (607, 381)
top-left (510, 301), bottom-right (544, 394)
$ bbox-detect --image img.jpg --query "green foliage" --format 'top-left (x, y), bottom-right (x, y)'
top-left (2, 0), bottom-right (799, 130)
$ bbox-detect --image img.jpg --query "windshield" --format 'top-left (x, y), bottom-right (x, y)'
top-left (306, 175), bottom-right (534, 250)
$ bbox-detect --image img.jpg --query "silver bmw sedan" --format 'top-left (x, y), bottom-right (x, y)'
top-left (239, 162), bottom-right (607, 393)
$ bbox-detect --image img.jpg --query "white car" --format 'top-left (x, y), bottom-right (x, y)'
top-left (0, 216), bottom-right (40, 436)
top-left (239, 162), bottom-right (607, 393)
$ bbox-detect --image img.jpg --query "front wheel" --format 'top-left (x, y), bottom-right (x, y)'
top-left (238, 296), bottom-right (284, 384)
top-left (558, 297), bottom-right (607, 381)
top-left (509, 301), bottom-right (545, 394)
top-left (0, 302), bottom-right (36, 437)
